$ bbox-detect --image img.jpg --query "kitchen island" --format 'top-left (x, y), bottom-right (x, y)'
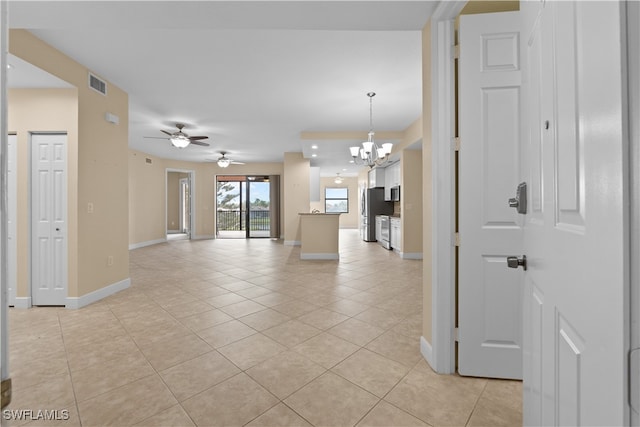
top-left (298, 213), bottom-right (340, 260)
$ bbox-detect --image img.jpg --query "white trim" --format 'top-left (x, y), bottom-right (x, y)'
top-left (400, 252), bottom-right (423, 260)
top-left (420, 335), bottom-right (434, 368)
top-left (300, 253), bottom-right (339, 260)
top-left (65, 278), bottom-right (130, 309)
top-left (284, 240), bottom-right (301, 246)
top-left (12, 297), bottom-right (31, 309)
top-left (192, 234), bottom-right (215, 240)
top-left (129, 238), bottom-right (166, 250)
top-left (1, 0), bottom-right (8, 381)
top-left (430, 0), bottom-right (466, 375)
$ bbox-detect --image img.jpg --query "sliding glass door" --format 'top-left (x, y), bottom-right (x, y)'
top-left (216, 175), bottom-right (278, 239)
top-left (247, 177), bottom-right (271, 238)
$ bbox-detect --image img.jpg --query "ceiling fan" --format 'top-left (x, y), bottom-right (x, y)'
top-left (144, 123), bottom-right (209, 148)
top-left (213, 151), bottom-right (245, 168)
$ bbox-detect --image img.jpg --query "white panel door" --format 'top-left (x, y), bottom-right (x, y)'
top-left (31, 133), bottom-right (67, 306)
top-left (458, 11), bottom-right (523, 379)
top-left (7, 134), bottom-right (16, 306)
top-left (521, 2), bottom-right (628, 425)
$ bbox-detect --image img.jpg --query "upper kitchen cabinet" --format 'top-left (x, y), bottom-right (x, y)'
top-left (368, 167), bottom-right (385, 188)
top-left (384, 161), bottom-right (401, 201)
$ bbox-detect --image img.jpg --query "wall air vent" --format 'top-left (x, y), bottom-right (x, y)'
top-left (146, 158), bottom-right (152, 164)
top-left (88, 73), bottom-right (107, 95)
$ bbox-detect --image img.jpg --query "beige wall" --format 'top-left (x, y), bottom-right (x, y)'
top-left (309, 176), bottom-right (359, 228)
top-left (459, 0), bottom-right (519, 16)
top-left (422, 19), bottom-right (434, 344)
top-left (167, 172), bottom-right (188, 231)
top-left (401, 150), bottom-right (423, 255)
top-left (8, 88), bottom-right (79, 298)
top-left (129, 151), bottom-right (166, 245)
top-left (283, 152), bottom-right (310, 244)
top-left (129, 149), bottom-right (285, 246)
top-left (10, 29), bottom-right (130, 299)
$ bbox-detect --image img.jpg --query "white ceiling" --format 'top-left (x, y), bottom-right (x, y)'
top-left (8, 1), bottom-right (435, 176)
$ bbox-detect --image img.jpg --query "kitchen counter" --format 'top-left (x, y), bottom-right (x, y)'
top-left (298, 213), bottom-right (340, 260)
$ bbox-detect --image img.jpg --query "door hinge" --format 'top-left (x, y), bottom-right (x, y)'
top-left (453, 44), bottom-right (460, 60)
top-left (454, 232), bottom-right (461, 247)
top-left (453, 137), bottom-right (460, 152)
top-left (454, 327), bottom-right (459, 342)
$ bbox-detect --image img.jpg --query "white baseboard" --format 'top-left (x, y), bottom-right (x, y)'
top-left (192, 234), bottom-right (215, 240)
top-left (284, 240), bottom-right (301, 246)
top-left (300, 253), bottom-right (339, 260)
top-left (129, 238), bottom-right (166, 250)
top-left (12, 297), bottom-right (32, 309)
top-left (421, 336), bottom-right (435, 370)
top-left (65, 278), bottom-right (131, 309)
top-left (401, 252), bottom-right (423, 260)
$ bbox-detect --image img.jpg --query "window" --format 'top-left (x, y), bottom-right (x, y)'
top-left (325, 187), bottom-right (348, 213)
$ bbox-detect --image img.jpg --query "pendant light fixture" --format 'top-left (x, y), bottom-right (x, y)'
top-left (349, 92), bottom-right (393, 168)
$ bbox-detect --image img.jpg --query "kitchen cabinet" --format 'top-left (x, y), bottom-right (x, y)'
top-left (390, 217), bottom-right (401, 250)
top-left (384, 162), bottom-right (401, 200)
top-left (368, 167), bottom-right (385, 188)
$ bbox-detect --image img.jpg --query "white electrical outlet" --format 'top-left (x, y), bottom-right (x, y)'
top-left (107, 256), bottom-right (113, 266)
top-left (88, 202), bottom-right (94, 214)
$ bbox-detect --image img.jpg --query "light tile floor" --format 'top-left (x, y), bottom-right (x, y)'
top-left (6, 230), bottom-right (522, 427)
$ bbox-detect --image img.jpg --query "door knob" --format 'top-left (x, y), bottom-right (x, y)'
top-left (55, 228), bottom-right (60, 231)
top-left (507, 255), bottom-right (527, 271)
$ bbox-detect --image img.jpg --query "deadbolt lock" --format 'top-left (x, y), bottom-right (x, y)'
top-left (508, 182), bottom-right (527, 214)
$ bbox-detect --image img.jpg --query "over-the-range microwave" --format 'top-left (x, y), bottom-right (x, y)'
top-left (390, 186), bottom-right (400, 202)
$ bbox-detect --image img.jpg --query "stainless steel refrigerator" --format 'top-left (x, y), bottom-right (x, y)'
top-left (360, 187), bottom-right (393, 242)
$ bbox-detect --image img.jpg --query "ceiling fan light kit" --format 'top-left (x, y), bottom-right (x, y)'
top-left (349, 92), bottom-right (393, 168)
top-left (170, 135), bottom-right (191, 148)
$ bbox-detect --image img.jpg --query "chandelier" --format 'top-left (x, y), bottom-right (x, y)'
top-left (349, 92), bottom-right (393, 168)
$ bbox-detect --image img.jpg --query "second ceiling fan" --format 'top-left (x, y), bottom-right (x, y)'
top-left (215, 152), bottom-right (245, 168)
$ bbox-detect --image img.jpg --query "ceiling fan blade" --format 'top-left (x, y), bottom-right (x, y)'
top-left (144, 136), bottom-right (170, 140)
top-left (160, 130), bottom-right (173, 136)
top-left (188, 136), bottom-right (208, 141)
top-left (190, 140), bottom-right (210, 147)
top-left (230, 161), bottom-right (245, 165)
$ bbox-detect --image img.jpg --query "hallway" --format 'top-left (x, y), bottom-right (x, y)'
top-left (7, 230), bottom-right (521, 426)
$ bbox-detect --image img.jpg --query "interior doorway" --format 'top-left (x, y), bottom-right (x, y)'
top-left (216, 175), bottom-right (280, 239)
top-left (166, 169), bottom-right (194, 241)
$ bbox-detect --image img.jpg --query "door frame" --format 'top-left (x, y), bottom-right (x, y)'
top-left (165, 168), bottom-right (195, 240)
top-left (7, 133), bottom-right (16, 307)
top-left (179, 177), bottom-right (189, 234)
top-left (427, 0), bottom-right (466, 374)
top-left (628, 0), bottom-right (640, 422)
